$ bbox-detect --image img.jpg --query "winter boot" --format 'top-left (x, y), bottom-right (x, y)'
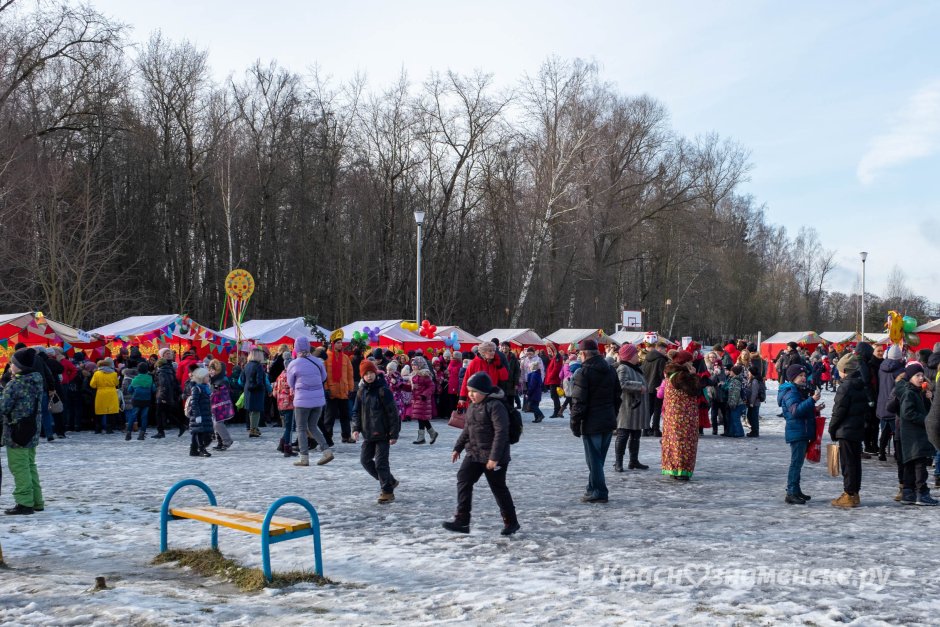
top-left (4, 504), bottom-right (34, 515)
top-left (412, 429), bottom-right (426, 445)
top-left (428, 426), bottom-right (439, 445)
top-left (894, 483), bottom-right (904, 502)
top-left (831, 492), bottom-right (858, 508)
top-left (154, 431), bottom-right (166, 439)
top-left (613, 431), bottom-right (627, 472)
top-left (796, 491), bottom-right (812, 501)
top-left (125, 431), bottom-right (132, 441)
top-left (627, 438), bottom-right (649, 470)
top-left (500, 511), bottom-right (520, 536)
top-left (200, 448), bottom-right (212, 457)
top-left (249, 428), bottom-right (261, 438)
top-left (917, 491), bottom-right (939, 506)
top-left (316, 449), bottom-right (335, 465)
top-left (900, 489), bottom-right (917, 505)
top-left (935, 476), bottom-right (940, 489)
top-left (294, 454), bottom-right (310, 467)
top-left (784, 494), bottom-right (806, 505)
top-left (137, 431), bottom-right (146, 441)
top-left (442, 514), bottom-right (470, 534)
top-left (377, 492), bottom-right (395, 504)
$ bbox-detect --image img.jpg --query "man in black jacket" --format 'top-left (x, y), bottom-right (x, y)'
top-left (829, 354), bottom-right (869, 508)
top-left (500, 342), bottom-right (522, 410)
top-left (570, 339), bottom-right (622, 503)
top-left (641, 341), bottom-right (668, 436)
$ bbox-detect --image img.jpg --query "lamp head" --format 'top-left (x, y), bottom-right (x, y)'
top-left (860, 251), bottom-right (868, 262)
top-left (414, 210), bottom-right (426, 225)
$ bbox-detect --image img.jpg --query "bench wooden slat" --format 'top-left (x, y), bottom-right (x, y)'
top-left (169, 506), bottom-right (311, 536)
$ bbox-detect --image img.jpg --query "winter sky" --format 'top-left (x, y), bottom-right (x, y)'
top-left (94, 0), bottom-right (940, 307)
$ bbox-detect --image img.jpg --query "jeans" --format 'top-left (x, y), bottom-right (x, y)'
top-left (455, 458), bottom-right (515, 522)
top-left (729, 405), bottom-right (746, 437)
top-left (294, 406), bottom-right (329, 455)
top-left (361, 440), bottom-right (396, 493)
top-left (549, 386), bottom-right (561, 415)
top-left (125, 405), bottom-right (149, 433)
top-left (787, 440), bottom-right (809, 496)
top-left (934, 451), bottom-right (940, 477)
top-left (6, 447), bottom-right (43, 508)
top-left (40, 391), bottom-right (54, 438)
top-left (531, 405), bottom-right (544, 421)
top-left (582, 432), bottom-right (612, 499)
top-left (902, 458), bottom-right (929, 494)
top-left (280, 409), bottom-right (294, 446)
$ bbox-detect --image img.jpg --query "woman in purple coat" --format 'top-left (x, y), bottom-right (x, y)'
top-left (286, 337), bottom-right (333, 466)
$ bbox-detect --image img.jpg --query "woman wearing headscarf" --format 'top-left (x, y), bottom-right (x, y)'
top-left (614, 343), bottom-right (649, 471)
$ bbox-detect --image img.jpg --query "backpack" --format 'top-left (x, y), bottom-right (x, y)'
top-left (757, 380), bottom-right (767, 403)
top-left (211, 383), bottom-right (235, 423)
top-left (508, 406), bottom-right (523, 445)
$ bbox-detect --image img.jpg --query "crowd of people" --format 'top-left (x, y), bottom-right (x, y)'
top-left (1, 332), bottom-right (939, 527)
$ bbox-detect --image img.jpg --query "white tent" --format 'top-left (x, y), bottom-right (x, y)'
top-left (91, 315), bottom-right (197, 339)
top-left (219, 318), bottom-right (331, 345)
top-left (866, 333), bottom-right (890, 345)
top-left (819, 331), bottom-right (859, 344)
top-left (544, 328), bottom-right (612, 348)
top-left (0, 312), bottom-right (96, 346)
top-left (478, 328), bottom-right (544, 348)
top-left (761, 331), bottom-right (822, 346)
top-left (915, 319), bottom-right (940, 333)
top-left (336, 320), bottom-right (404, 340)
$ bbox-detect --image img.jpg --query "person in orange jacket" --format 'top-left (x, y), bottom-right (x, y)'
top-left (322, 330), bottom-right (355, 445)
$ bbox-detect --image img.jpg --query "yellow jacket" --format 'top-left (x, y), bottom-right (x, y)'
top-left (90, 370), bottom-right (120, 415)
top-left (323, 351), bottom-right (354, 398)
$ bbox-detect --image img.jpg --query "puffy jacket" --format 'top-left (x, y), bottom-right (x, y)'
top-left (410, 371), bottom-right (435, 421)
top-left (187, 382), bottom-right (214, 434)
top-left (286, 355), bottom-right (327, 408)
top-left (90, 369), bottom-right (120, 415)
top-left (544, 355), bottom-right (563, 386)
top-left (240, 360), bottom-right (267, 412)
top-left (454, 389), bottom-right (510, 465)
top-left (876, 358), bottom-right (905, 419)
top-left (778, 382), bottom-right (816, 443)
top-left (828, 373), bottom-right (868, 441)
top-left (352, 379), bottom-right (401, 442)
top-left (896, 379), bottom-right (935, 463)
top-left (616, 361), bottom-right (648, 431)
top-left (526, 370), bottom-right (543, 409)
top-left (0, 370), bottom-right (44, 448)
top-left (641, 350), bottom-right (667, 389)
top-left (459, 354), bottom-right (508, 401)
top-left (156, 363), bottom-right (181, 406)
top-left (323, 351), bottom-right (354, 398)
top-left (274, 372), bottom-right (294, 411)
top-left (570, 355), bottom-right (621, 436)
top-left (447, 359), bottom-right (462, 395)
top-left (128, 373), bottom-right (155, 407)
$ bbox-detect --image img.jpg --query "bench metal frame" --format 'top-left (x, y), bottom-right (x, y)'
top-left (160, 478), bottom-right (323, 582)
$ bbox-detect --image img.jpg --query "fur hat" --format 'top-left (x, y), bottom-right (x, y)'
top-left (11, 347), bottom-right (36, 371)
top-left (295, 336), bottom-right (311, 353)
top-left (467, 372), bottom-right (496, 395)
top-left (386, 361), bottom-right (399, 373)
top-left (618, 343), bottom-right (638, 362)
top-left (905, 362), bottom-right (924, 379)
top-left (360, 359), bottom-right (378, 377)
top-left (672, 350), bottom-right (693, 366)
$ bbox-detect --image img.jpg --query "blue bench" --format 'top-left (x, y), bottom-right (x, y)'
top-left (160, 479), bottom-right (323, 582)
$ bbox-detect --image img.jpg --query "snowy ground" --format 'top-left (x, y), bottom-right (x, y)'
top-left (1, 384), bottom-right (938, 626)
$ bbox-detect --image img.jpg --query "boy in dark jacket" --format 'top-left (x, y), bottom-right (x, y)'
top-left (187, 368), bottom-right (214, 457)
top-left (0, 348), bottom-right (45, 515)
top-left (352, 361), bottom-right (400, 503)
top-left (125, 362), bottom-right (155, 441)
top-left (828, 354), bottom-right (868, 508)
top-left (779, 364), bottom-right (821, 505)
top-left (154, 359), bottom-right (180, 439)
top-left (525, 361), bottom-right (544, 423)
top-left (443, 372), bottom-right (518, 536)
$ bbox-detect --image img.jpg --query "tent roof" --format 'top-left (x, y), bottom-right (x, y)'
top-left (609, 330), bottom-right (647, 345)
top-left (762, 331), bottom-right (822, 345)
top-left (866, 333), bottom-right (890, 345)
top-left (435, 326), bottom-right (482, 345)
top-left (336, 320), bottom-right (404, 340)
top-left (378, 326), bottom-right (438, 344)
top-left (543, 328), bottom-right (612, 346)
top-left (0, 312), bottom-right (95, 345)
top-left (819, 331), bottom-right (859, 343)
top-left (478, 328), bottom-right (544, 346)
top-left (915, 318), bottom-right (940, 334)
top-left (90, 315), bottom-right (182, 338)
top-left (219, 318), bottom-right (330, 344)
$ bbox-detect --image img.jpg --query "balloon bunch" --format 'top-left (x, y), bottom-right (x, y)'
top-left (443, 330), bottom-right (461, 352)
top-left (362, 326), bottom-right (380, 345)
top-left (400, 321), bottom-right (420, 332)
top-left (885, 311), bottom-right (919, 346)
top-left (350, 330), bottom-right (370, 349)
top-left (419, 319), bottom-right (437, 339)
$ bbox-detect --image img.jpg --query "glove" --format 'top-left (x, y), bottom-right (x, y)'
top-left (324, 389), bottom-right (331, 400)
top-left (570, 421), bottom-right (581, 438)
top-left (457, 399), bottom-right (468, 412)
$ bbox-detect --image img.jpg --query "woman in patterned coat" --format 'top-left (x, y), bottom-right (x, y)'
top-left (660, 350), bottom-right (703, 481)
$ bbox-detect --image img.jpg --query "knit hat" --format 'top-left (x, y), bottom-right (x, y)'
top-left (886, 345), bottom-right (903, 361)
top-left (578, 339), bottom-right (598, 352)
top-left (673, 350), bottom-right (693, 366)
top-left (82, 361), bottom-right (97, 372)
top-left (386, 361), bottom-right (399, 373)
top-left (191, 367), bottom-right (210, 381)
top-left (467, 372), bottom-right (496, 395)
top-left (295, 336), bottom-right (311, 353)
top-left (786, 364), bottom-right (808, 382)
top-left (905, 362), bottom-right (925, 379)
top-left (837, 353), bottom-right (859, 375)
top-left (158, 348), bottom-right (172, 359)
top-left (11, 347), bottom-right (36, 371)
top-left (360, 359), bottom-right (378, 377)
top-left (618, 343), bottom-right (638, 362)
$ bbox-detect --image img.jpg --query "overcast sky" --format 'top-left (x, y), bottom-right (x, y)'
top-left (92, 0), bottom-right (940, 306)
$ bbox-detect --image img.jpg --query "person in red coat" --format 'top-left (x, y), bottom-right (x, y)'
top-left (458, 342), bottom-right (508, 410)
top-left (409, 358), bottom-right (439, 445)
top-left (544, 343), bottom-right (564, 417)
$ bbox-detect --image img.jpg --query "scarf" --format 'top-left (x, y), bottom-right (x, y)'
top-left (330, 350), bottom-right (343, 383)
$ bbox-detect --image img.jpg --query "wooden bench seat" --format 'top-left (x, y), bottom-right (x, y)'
top-left (169, 506), bottom-right (311, 536)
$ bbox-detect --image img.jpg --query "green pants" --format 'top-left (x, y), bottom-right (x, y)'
top-left (6, 447), bottom-right (44, 509)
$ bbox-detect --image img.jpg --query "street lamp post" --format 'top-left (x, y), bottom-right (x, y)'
top-left (860, 251), bottom-right (868, 338)
top-left (414, 210), bottom-right (426, 324)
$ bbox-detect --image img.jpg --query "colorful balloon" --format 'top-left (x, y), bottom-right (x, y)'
top-left (902, 316), bottom-right (918, 333)
top-left (904, 333), bottom-right (920, 347)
